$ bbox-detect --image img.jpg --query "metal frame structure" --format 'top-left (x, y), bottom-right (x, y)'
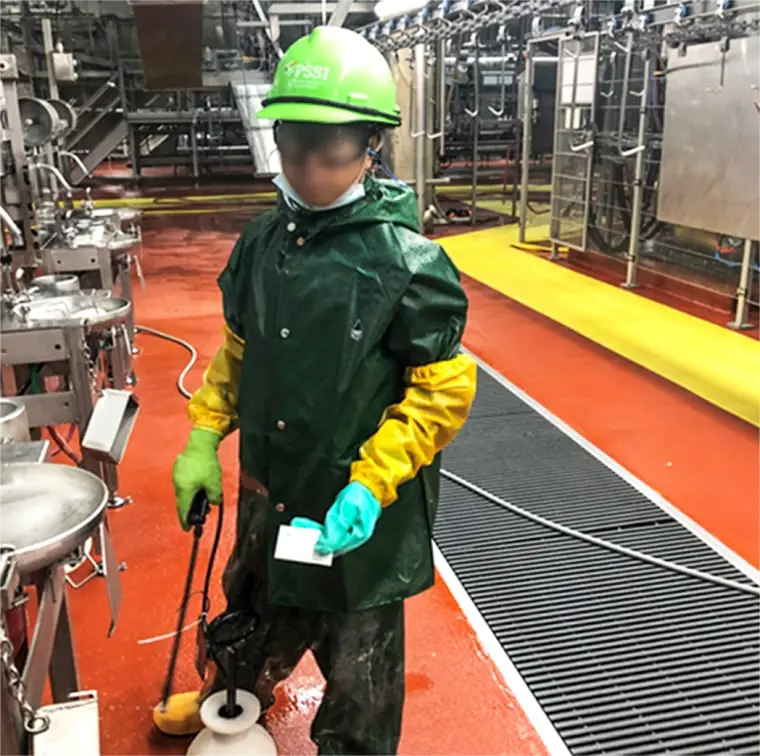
top-left (548, 32), bottom-right (600, 255)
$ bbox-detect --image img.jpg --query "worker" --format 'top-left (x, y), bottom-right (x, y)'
top-left (153, 25), bottom-right (477, 755)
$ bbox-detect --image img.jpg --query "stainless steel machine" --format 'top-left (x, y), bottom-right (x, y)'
top-left (0, 288), bottom-right (137, 507)
top-left (0, 463), bottom-right (122, 756)
top-left (1, 47), bottom-right (142, 521)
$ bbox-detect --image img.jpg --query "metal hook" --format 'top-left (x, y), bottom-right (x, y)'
top-left (488, 37), bottom-right (508, 118)
top-left (569, 138), bottom-right (594, 153)
top-left (464, 107), bottom-right (479, 118)
top-left (620, 143), bottom-right (646, 157)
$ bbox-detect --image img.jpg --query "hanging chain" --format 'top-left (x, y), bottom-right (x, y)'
top-left (0, 617), bottom-right (49, 735)
top-left (82, 337), bottom-right (101, 397)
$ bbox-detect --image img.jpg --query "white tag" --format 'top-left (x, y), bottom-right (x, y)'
top-left (274, 525), bottom-right (333, 567)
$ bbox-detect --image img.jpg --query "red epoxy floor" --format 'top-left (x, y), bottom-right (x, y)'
top-left (65, 224), bottom-right (547, 756)
top-left (62, 218), bottom-right (758, 756)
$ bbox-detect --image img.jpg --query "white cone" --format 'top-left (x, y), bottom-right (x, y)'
top-left (186, 690), bottom-right (277, 756)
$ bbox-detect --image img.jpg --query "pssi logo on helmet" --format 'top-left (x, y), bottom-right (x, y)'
top-left (284, 61), bottom-right (330, 81)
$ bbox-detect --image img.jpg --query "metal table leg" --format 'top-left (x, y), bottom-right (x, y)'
top-left (47, 586), bottom-right (78, 705)
top-left (24, 565), bottom-right (77, 710)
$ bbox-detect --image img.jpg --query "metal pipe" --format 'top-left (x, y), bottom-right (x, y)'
top-left (413, 42), bottom-right (427, 225)
top-left (616, 33), bottom-right (634, 155)
top-left (399, 176), bottom-right (452, 186)
top-left (28, 163), bottom-right (73, 194)
top-left (623, 55), bottom-right (652, 289)
top-left (519, 43), bottom-right (534, 243)
top-left (41, 18), bottom-right (59, 101)
top-left (0, 207), bottom-right (23, 246)
top-left (58, 151), bottom-right (90, 180)
top-left (190, 113), bottom-right (200, 180)
top-left (729, 240), bottom-right (756, 330)
top-left (250, 0), bottom-right (284, 59)
top-left (437, 38), bottom-right (446, 158)
top-left (237, 19), bottom-right (311, 27)
top-left (511, 17), bottom-right (525, 220)
top-left (470, 39), bottom-right (480, 226)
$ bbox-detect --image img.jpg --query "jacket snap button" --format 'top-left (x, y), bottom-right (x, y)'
top-left (296, 237), bottom-right (305, 247)
top-left (280, 327), bottom-right (290, 339)
top-left (287, 222), bottom-right (296, 232)
top-left (275, 502), bottom-right (286, 513)
top-left (276, 420), bottom-right (286, 430)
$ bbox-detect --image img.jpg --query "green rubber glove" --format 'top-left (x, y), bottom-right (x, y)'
top-left (172, 428), bottom-right (223, 531)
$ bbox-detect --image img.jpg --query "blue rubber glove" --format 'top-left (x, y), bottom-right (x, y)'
top-left (291, 482), bottom-right (382, 558)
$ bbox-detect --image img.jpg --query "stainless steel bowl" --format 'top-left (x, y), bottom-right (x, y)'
top-left (33, 274), bottom-right (81, 295)
top-left (0, 464), bottom-right (108, 576)
top-left (12, 293), bottom-right (131, 330)
top-left (0, 398), bottom-right (30, 443)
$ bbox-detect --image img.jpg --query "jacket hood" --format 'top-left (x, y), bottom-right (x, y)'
top-left (276, 175), bottom-right (420, 234)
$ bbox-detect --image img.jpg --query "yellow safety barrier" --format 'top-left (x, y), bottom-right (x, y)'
top-left (441, 224), bottom-right (760, 427)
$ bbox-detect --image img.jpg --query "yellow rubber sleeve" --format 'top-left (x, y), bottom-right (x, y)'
top-left (187, 325), bottom-right (245, 437)
top-left (350, 353), bottom-right (477, 507)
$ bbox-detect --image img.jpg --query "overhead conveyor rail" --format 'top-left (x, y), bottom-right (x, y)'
top-left (435, 366), bottom-right (760, 756)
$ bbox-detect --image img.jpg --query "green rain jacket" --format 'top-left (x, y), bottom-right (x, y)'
top-left (219, 175), bottom-right (468, 613)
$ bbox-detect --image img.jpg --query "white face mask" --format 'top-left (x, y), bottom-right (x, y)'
top-left (273, 167), bottom-right (366, 213)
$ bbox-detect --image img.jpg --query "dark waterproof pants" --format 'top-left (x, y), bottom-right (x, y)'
top-left (210, 487), bottom-right (405, 756)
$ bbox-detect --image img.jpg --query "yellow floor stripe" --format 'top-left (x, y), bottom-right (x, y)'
top-left (441, 225), bottom-right (760, 427)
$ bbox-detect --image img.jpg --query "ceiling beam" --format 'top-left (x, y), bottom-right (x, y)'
top-left (268, 2), bottom-right (373, 15)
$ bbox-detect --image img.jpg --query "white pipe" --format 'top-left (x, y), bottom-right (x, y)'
top-left (29, 163), bottom-right (73, 193)
top-left (59, 151), bottom-right (90, 179)
top-left (0, 206), bottom-right (23, 245)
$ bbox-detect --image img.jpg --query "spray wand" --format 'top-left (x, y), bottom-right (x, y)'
top-left (159, 490), bottom-right (218, 711)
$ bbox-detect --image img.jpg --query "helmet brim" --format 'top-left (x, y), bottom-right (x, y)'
top-left (256, 101), bottom-right (399, 127)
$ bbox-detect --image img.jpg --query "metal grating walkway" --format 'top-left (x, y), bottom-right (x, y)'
top-left (435, 367), bottom-right (760, 756)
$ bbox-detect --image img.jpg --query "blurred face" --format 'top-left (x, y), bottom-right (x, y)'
top-left (276, 122), bottom-right (376, 207)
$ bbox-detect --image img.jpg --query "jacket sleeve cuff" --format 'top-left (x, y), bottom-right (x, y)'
top-left (349, 468), bottom-right (398, 509)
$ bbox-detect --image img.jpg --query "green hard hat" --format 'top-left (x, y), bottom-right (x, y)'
top-left (257, 26), bottom-right (401, 127)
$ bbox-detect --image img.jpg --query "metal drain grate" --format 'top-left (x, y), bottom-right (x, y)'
top-left (435, 369), bottom-right (760, 756)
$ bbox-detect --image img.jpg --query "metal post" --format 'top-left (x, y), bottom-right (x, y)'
top-left (622, 55), bottom-right (652, 289)
top-left (46, 570), bottom-right (79, 704)
top-left (729, 239), bottom-right (756, 330)
top-left (190, 114), bottom-right (200, 181)
top-left (327, 0), bottom-right (354, 27)
top-left (519, 43), bottom-right (534, 243)
top-left (128, 125), bottom-right (140, 180)
top-left (437, 38), bottom-right (446, 158)
top-left (413, 42), bottom-right (426, 226)
top-left (0, 654), bottom-right (23, 755)
top-left (470, 39), bottom-right (480, 227)
top-left (511, 19), bottom-right (525, 220)
top-left (62, 325), bottom-right (101, 480)
top-left (0, 57), bottom-right (37, 268)
top-left (25, 567), bottom-right (67, 709)
top-left (41, 18), bottom-right (59, 101)
top-left (0, 554), bottom-right (24, 755)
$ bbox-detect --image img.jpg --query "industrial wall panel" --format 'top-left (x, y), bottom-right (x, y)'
top-left (657, 36), bottom-right (760, 240)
